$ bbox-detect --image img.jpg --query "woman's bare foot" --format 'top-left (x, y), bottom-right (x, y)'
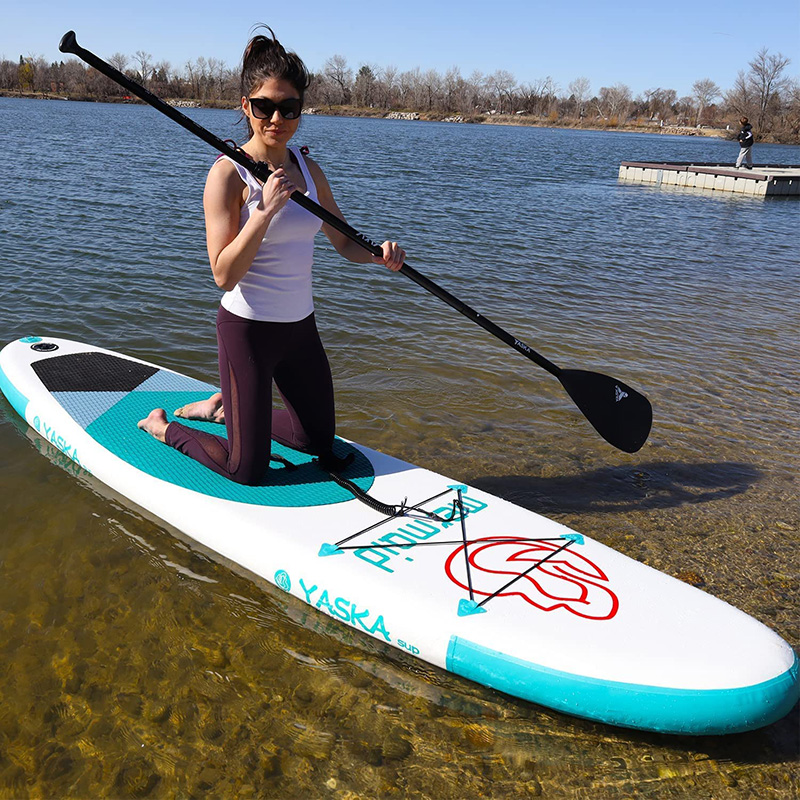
top-left (174, 392), bottom-right (224, 423)
top-left (138, 408), bottom-right (170, 442)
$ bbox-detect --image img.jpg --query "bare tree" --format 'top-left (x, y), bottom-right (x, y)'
top-left (691, 78), bottom-right (721, 124)
top-left (150, 59), bottom-right (173, 98)
top-left (658, 88), bottom-right (677, 120)
top-left (26, 54), bottom-right (49, 95)
top-left (724, 70), bottom-right (752, 118)
top-left (205, 57), bottom-right (228, 102)
top-left (642, 87), bottom-right (673, 120)
top-left (184, 60), bottom-right (201, 99)
top-left (61, 59), bottom-right (88, 96)
top-left (323, 55), bottom-right (352, 104)
top-left (133, 50), bottom-right (153, 87)
top-left (419, 68), bottom-right (443, 111)
top-left (378, 64), bottom-right (398, 108)
top-left (675, 96), bottom-right (694, 125)
top-left (568, 77), bottom-right (590, 118)
top-left (486, 69), bottom-right (516, 113)
top-left (401, 67), bottom-right (424, 108)
top-left (517, 76), bottom-right (556, 116)
top-left (443, 66), bottom-right (467, 113)
top-left (724, 49), bottom-right (792, 133)
top-left (597, 83), bottom-right (632, 122)
top-left (467, 69), bottom-right (486, 111)
top-left (0, 57), bottom-right (16, 90)
top-left (748, 48), bottom-right (791, 129)
top-left (108, 52), bottom-right (128, 73)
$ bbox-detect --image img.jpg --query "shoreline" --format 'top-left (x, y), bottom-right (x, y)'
top-left (4, 91), bottom-right (798, 144)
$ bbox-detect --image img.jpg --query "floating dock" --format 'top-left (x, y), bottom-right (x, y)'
top-left (619, 162), bottom-right (800, 196)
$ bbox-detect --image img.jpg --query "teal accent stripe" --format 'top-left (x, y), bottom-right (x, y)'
top-left (0, 363), bottom-right (29, 419)
top-left (446, 636), bottom-right (799, 735)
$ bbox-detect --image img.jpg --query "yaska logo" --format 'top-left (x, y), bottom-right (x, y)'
top-left (514, 339), bottom-right (532, 354)
top-left (274, 570), bottom-right (291, 592)
top-left (299, 578), bottom-right (391, 642)
top-left (444, 537), bottom-right (619, 620)
top-left (615, 385), bottom-right (628, 403)
top-left (33, 416), bottom-right (82, 468)
top-left (353, 495), bottom-right (488, 573)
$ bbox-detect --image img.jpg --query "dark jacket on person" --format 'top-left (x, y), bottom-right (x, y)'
top-left (737, 123), bottom-right (754, 148)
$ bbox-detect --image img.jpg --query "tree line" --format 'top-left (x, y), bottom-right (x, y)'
top-left (2, 47), bottom-right (797, 142)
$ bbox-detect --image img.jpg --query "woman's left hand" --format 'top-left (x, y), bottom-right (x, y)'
top-left (373, 240), bottom-right (406, 272)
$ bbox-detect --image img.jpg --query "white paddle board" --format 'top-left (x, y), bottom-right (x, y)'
top-left (1, 335), bottom-right (796, 734)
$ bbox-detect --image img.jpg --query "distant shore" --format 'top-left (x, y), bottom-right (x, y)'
top-left (299, 104), bottom-right (734, 138)
top-left (6, 90), bottom-right (797, 144)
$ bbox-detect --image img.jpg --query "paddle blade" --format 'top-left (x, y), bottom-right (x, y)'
top-left (558, 369), bottom-right (652, 453)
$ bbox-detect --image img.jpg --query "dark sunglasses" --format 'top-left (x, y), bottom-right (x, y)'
top-left (248, 96), bottom-right (302, 120)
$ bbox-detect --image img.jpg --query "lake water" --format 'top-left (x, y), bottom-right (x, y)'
top-left (0, 96), bottom-right (798, 798)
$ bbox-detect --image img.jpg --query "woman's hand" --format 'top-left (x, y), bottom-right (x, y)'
top-left (373, 240), bottom-right (406, 272)
top-left (258, 168), bottom-right (295, 218)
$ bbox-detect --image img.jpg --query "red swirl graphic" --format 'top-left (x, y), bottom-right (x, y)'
top-left (445, 537), bottom-right (619, 620)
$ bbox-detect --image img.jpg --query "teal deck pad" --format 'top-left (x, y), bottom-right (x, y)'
top-left (57, 381), bottom-right (374, 507)
top-left (85, 390), bottom-right (374, 506)
top-left (38, 357), bottom-right (376, 507)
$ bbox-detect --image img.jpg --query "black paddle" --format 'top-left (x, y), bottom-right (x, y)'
top-left (58, 30), bottom-right (653, 453)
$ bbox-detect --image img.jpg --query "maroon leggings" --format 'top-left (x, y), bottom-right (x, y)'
top-left (165, 305), bottom-right (335, 485)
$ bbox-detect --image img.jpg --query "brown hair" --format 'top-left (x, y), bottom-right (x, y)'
top-left (240, 26), bottom-right (310, 136)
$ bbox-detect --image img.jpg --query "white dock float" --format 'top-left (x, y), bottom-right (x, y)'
top-left (619, 162), bottom-right (800, 196)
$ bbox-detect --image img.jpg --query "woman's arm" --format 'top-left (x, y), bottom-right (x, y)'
top-left (306, 158), bottom-right (405, 272)
top-left (203, 160), bottom-right (296, 291)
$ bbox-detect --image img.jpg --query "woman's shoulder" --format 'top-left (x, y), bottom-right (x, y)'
top-left (205, 156), bottom-right (250, 209)
top-left (297, 151), bottom-right (331, 191)
top-left (209, 155), bottom-right (246, 178)
top-left (206, 156), bottom-right (250, 190)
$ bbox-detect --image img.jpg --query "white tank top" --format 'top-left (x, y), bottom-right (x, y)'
top-left (219, 146), bottom-right (323, 322)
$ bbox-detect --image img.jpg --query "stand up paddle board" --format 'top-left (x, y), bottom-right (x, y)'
top-left (1, 336), bottom-right (797, 734)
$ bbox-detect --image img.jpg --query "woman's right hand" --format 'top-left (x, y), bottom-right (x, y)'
top-left (258, 168), bottom-right (295, 218)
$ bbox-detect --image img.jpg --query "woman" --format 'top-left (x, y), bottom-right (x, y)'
top-left (138, 28), bottom-right (405, 484)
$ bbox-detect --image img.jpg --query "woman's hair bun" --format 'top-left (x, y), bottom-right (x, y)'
top-left (242, 26), bottom-right (284, 65)
top-left (240, 24), bottom-right (310, 99)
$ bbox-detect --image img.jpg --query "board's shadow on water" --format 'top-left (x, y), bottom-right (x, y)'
top-left (472, 461), bottom-right (761, 515)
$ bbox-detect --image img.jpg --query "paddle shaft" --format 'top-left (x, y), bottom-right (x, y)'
top-left (58, 31), bottom-right (562, 378)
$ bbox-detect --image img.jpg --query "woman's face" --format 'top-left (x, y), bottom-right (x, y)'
top-left (242, 76), bottom-right (301, 149)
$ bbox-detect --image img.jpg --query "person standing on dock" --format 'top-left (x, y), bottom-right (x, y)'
top-left (735, 117), bottom-right (754, 169)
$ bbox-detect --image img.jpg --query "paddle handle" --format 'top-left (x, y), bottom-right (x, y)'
top-left (59, 30), bottom-right (561, 379)
top-left (59, 32), bottom-right (267, 184)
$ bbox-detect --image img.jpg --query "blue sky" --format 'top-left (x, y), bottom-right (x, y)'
top-left (3, 0), bottom-right (798, 97)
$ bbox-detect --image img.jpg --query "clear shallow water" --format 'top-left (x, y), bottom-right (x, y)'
top-left (0, 97), bottom-right (798, 798)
